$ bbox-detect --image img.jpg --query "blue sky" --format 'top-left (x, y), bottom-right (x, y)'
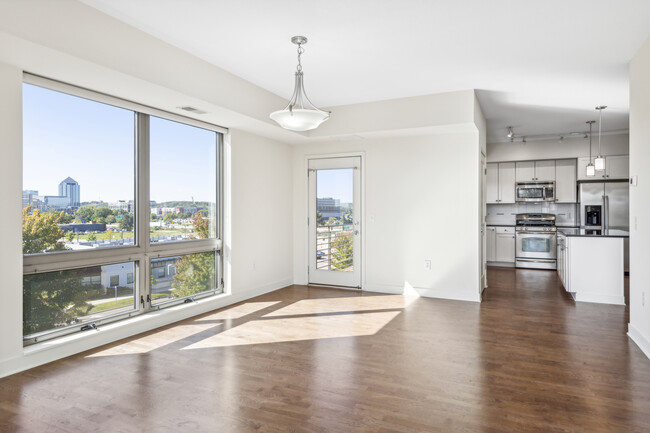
top-left (23, 84), bottom-right (217, 203)
top-left (317, 169), bottom-right (353, 203)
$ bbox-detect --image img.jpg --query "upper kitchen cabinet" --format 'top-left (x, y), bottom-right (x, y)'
top-left (487, 162), bottom-right (515, 204)
top-left (577, 155), bottom-right (629, 180)
top-left (515, 160), bottom-right (555, 182)
top-left (605, 155), bottom-right (629, 180)
top-left (555, 159), bottom-right (577, 203)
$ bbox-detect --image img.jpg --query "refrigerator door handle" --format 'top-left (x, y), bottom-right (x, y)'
top-left (601, 195), bottom-right (609, 234)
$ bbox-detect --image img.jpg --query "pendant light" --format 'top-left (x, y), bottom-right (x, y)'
top-left (586, 120), bottom-right (596, 177)
top-left (270, 36), bottom-right (330, 131)
top-left (594, 106), bottom-right (607, 171)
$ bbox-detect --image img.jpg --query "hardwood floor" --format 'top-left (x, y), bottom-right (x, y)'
top-left (1, 268), bottom-right (649, 432)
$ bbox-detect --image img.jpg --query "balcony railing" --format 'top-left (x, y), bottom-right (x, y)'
top-left (316, 224), bottom-right (354, 271)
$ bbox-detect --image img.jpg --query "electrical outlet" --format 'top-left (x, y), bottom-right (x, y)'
top-left (424, 260), bottom-right (432, 271)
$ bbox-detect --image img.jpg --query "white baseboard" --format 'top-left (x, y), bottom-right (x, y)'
top-left (0, 278), bottom-right (292, 379)
top-left (628, 323), bottom-right (650, 361)
top-left (363, 284), bottom-right (404, 295)
top-left (574, 293), bottom-right (626, 305)
top-left (363, 284), bottom-right (481, 302)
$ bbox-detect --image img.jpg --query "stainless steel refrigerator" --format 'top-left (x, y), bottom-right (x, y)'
top-left (578, 180), bottom-right (629, 271)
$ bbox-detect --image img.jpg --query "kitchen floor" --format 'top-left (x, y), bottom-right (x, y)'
top-left (0, 271), bottom-right (647, 432)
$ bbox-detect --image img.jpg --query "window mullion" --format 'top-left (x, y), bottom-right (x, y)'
top-left (136, 113), bottom-right (151, 309)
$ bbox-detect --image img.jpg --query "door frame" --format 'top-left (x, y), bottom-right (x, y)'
top-left (304, 152), bottom-right (365, 290)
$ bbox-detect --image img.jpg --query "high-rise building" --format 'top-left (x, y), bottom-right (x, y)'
top-left (58, 177), bottom-right (80, 207)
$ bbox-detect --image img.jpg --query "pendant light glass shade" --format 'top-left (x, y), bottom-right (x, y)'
top-left (585, 120), bottom-right (596, 177)
top-left (270, 36), bottom-right (330, 132)
top-left (594, 156), bottom-right (605, 171)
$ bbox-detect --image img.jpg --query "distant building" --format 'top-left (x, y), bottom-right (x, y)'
top-left (59, 223), bottom-right (106, 233)
top-left (109, 200), bottom-right (134, 213)
top-left (317, 197), bottom-right (341, 219)
top-left (39, 176), bottom-right (81, 210)
top-left (151, 206), bottom-right (198, 216)
top-left (21, 190), bottom-right (46, 211)
top-left (58, 177), bottom-right (80, 207)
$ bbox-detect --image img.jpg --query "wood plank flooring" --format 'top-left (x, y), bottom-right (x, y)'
top-left (1, 268), bottom-right (650, 432)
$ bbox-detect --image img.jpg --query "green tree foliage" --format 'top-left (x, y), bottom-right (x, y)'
top-left (316, 211), bottom-right (325, 225)
top-left (326, 217), bottom-right (339, 226)
top-left (22, 206), bottom-right (65, 254)
top-left (171, 252), bottom-right (216, 298)
top-left (171, 213), bottom-right (214, 298)
top-left (106, 214), bottom-right (116, 224)
top-left (45, 209), bottom-right (73, 224)
top-left (75, 205), bottom-right (96, 222)
top-left (119, 213), bottom-right (134, 231)
top-left (163, 213), bottom-right (177, 224)
top-left (23, 269), bottom-right (92, 335)
top-left (331, 232), bottom-right (353, 270)
top-left (87, 232), bottom-right (97, 241)
top-left (191, 212), bottom-right (210, 239)
top-left (65, 231), bottom-right (76, 242)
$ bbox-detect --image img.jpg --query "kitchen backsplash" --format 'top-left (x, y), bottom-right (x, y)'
top-left (486, 203), bottom-right (577, 226)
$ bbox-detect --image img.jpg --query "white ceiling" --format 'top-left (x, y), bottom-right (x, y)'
top-left (82, 0), bottom-right (650, 143)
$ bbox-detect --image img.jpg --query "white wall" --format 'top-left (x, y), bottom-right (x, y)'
top-left (293, 131), bottom-right (482, 302)
top-left (230, 130), bottom-right (293, 296)
top-left (628, 35), bottom-right (650, 360)
top-left (487, 133), bottom-right (629, 162)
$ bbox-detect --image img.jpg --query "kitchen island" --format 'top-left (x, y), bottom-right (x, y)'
top-left (556, 228), bottom-right (628, 305)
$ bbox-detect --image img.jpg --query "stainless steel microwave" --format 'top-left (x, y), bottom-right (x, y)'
top-left (515, 182), bottom-right (555, 202)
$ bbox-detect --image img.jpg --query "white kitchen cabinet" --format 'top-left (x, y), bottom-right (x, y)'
top-left (515, 160), bottom-right (555, 182)
top-left (495, 227), bottom-right (515, 262)
top-left (486, 226), bottom-right (496, 262)
top-left (555, 159), bottom-right (577, 203)
top-left (557, 232), bottom-right (625, 305)
top-left (577, 155), bottom-right (629, 180)
top-left (486, 162), bottom-right (515, 204)
top-left (605, 155), bottom-right (629, 180)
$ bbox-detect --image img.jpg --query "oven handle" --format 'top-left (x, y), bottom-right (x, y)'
top-left (516, 258), bottom-right (556, 264)
top-left (516, 231), bottom-right (556, 235)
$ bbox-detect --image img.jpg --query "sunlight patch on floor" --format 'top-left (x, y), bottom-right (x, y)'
top-left (86, 322), bottom-right (221, 357)
top-left (263, 295), bottom-right (416, 317)
top-left (194, 301), bottom-right (281, 321)
top-left (180, 311), bottom-right (401, 350)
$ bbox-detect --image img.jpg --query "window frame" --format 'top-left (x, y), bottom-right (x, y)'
top-left (22, 74), bottom-right (225, 345)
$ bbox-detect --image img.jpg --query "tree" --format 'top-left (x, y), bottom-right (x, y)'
top-left (316, 211), bottom-right (325, 226)
top-left (163, 213), bottom-right (176, 224)
top-left (75, 205), bottom-right (95, 223)
top-left (23, 269), bottom-right (92, 335)
top-left (93, 206), bottom-right (112, 221)
top-left (106, 215), bottom-right (116, 224)
top-left (65, 231), bottom-right (76, 242)
top-left (331, 232), bottom-right (353, 270)
top-left (325, 217), bottom-right (339, 226)
top-left (119, 213), bottom-right (133, 231)
top-left (171, 251), bottom-right (215, 298)
top-left (171, 213), bottom-right (214, 298)
top-left (87, 232), bottom-right (97, 241)
top-left (22, 206), bottom-right (65, 254)
top-left (191, 212), bottom-right (210, 239)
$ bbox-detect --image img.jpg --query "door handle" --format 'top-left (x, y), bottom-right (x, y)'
top-left (354, 230), bottom-right (359, 235)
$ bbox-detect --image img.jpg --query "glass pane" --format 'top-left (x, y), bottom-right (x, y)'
top-left (149, 117), bottom-right (217, 244)
top-left (521, 237), bottom-right (551, 253)
top-left (22, 84), bottom-right (135, 255)
top-left (23, 262), bottom-right (136, 337)
top-left (150, 251), bottom-right (218, 305)
top-left (315, 169), bottom-right (354, 272)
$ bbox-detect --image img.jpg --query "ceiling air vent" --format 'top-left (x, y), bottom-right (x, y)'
top-left (178, 106), bottom-right (208, 115)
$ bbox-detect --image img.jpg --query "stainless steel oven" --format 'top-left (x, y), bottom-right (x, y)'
top-left (516, 181), bottom-right (555, 202)
top-left (515, 214), bottom-right (557, 270)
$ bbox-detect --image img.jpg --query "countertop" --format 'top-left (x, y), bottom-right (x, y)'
top-left (558, 228), bottom-right (629, 238)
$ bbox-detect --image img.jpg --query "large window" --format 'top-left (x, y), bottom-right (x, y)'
top-left (22, 75), bottom-right (224, 345)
